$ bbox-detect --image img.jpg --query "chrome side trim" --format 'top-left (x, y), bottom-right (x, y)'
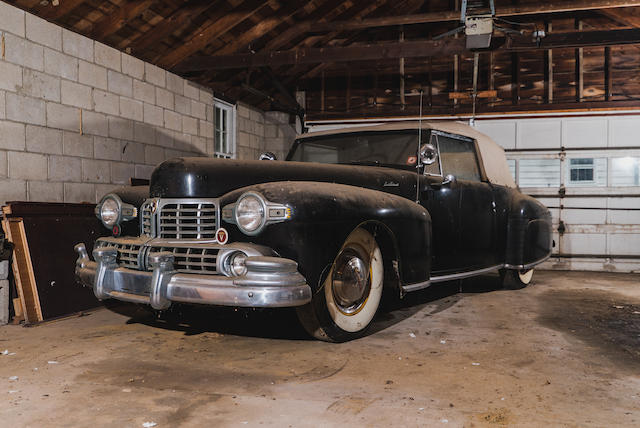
top-left (504, 252), bottom-right (552, 271)
top-left (430, 264), bottom-right (504, 283)
top-left (401, 280), bottom-right (431, 293)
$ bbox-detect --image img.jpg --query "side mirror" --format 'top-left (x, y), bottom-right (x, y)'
top-left (259, 152), bottom-right (277, 161)
top-left (419, 143), bottom-right (437, 165)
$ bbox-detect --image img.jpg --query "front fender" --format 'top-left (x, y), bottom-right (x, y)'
top-left (220, 181), bottom-right (431, 292)
top-left (505, 193), bottom-right (552, 268)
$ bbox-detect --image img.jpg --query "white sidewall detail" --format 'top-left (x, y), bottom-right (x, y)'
top-left (519, 269), bottom-right (534, 285)
top-left (324, 229), bottom-right (383, 333)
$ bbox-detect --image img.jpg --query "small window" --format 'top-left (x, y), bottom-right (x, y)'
top-left (566, 158), bottom-right (607, 187)
top-left (611, 157), bottom-right (640, 186)
top-left (518, 158), bottom-right (561, 188)
top-left (214, 100), bottom-right (235, 158)
top-left (436, 134), bottom-right (481, 182)
top-left (507, 159), bottom-right (516, 181)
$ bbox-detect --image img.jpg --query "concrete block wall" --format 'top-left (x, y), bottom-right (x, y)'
top-left (0, 2), bottom-right (216, 204)
top-left (236, 103), bottom-right (298, 161)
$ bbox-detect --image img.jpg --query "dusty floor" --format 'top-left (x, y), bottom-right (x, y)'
top-left (1, 270), bottom-right (639, 427)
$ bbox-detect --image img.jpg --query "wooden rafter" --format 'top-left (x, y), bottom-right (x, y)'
top-left (89, 0), bottom-right (155, 39)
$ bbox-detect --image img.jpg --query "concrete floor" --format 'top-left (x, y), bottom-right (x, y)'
top-left (1, 271), bottom-right (639, 427)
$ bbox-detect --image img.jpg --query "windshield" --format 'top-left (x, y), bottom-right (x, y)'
top-left (287, 131), bottom-right (421, 170)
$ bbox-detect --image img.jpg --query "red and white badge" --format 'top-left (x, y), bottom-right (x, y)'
top-left (216, 227), bottom-right (229, 245)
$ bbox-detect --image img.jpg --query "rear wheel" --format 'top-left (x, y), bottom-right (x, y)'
top-left (500, 268), bottom-right (534, 290)
top-left (296, 228), bottom-right (384, 342)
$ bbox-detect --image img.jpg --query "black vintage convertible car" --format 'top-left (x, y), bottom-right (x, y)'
top-left (74, 121), bottom-right (552, 342)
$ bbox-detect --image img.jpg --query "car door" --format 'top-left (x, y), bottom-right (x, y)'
top-left (421, 131), bottom-right (497, 275)
top-left (436, 132), bottom-right (497, 270)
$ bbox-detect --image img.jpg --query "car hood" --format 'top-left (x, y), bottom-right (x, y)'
top-left (149, 158), bottom-right (418, 200)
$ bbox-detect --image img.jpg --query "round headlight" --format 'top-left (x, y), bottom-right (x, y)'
top-left (99, 197), bottom-right (120, 227)
top-left (235, 193), bottom-right (265, 234)
top-left (229, 252), bottom-right (248, 277)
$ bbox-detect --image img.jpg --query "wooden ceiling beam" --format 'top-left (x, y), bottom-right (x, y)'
top-left (126, 0), bottom-right (216, 53)
top-left (37, 0), bottom-right (87, 20)
top-left (175, 28), bottom-right (640, 72)
top-left (159, 0), bottom-right (271, 68)
top-left (88, 0), bottom-right (156, 39)
top-left (600, 7), bottom-right (640, 27)
top-left (296, 0), bottom-right (640, 33)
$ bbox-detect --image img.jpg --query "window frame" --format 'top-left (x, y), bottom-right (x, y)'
top-left (429, 130), bottom-right (486, 182)
top-left (214, 99), bottom-right (236, 158)
top-left (568, 157), bottom-right (596, 184)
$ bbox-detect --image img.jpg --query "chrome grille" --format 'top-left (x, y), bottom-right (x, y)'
top-left (158, 202), bottom-right (218, 239)
top-left (140, 201), bottom-right (153, 236)
top-left (147, 246), bottom-right (219, 274)
top-left (95, 241), bottom-right (141, 269)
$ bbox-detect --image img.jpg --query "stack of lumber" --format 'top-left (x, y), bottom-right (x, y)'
top-left (1, 202), bottom-right (105, 324)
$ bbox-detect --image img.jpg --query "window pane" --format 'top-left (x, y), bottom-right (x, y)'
top-left (567, 157), bottom-right (606, 186)
top-left (437, 135), bottom-right (481, 181)
top-left (222, 109), bottom-right (227, 132)
top-left (215, 107), bottom-right (222, 132)
top-left (611, 157), bottom-right (640, 186)
top-left (423, 133), bottom-right (441, 176)
top-left (507, 159), bottom-right (516, 180)
top-left (519, 159), bottom-right (561, 187)
top-left (215, 130), bottom-right (222, 153)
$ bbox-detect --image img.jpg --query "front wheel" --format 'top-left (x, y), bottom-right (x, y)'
top-left (296, 228), bottom-right (384, 342)
top-left (500, 268), bottom-right (534, 290)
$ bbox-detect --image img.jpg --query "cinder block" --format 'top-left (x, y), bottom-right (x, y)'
top-left (156, 87), bottom-right (174, 109)
top-left (94, 43), bottom-right (121, 71)
top-left (62, 29), bottom-right (93, 62)
top-left (111, 162), bottom-right (135, 184)
top-left (190, 136), bottom-right (207, 154)
top-left (93, 89), bottom-right (120, 116)
top-left (145, 145), bottom-right (165, 166)
top-left (143, 103), bottom-right (163, 127)
top-left (122, 54), bottom-right (144, 80)
top-left (164, 110), bottom-right (182, 131)
top-left (0, 151), bottom-right (7, 177)
top-left (4, 33), bottom-right (44, 71)
top-left (23, 69), bottom-right (60, 102)
top-left (0, 120), bottom-right (26, 151)
top-left (79, 60), bottom-right (107, 90)
top-left (8, 151), bottom-right (47, 180)
top-left (119, 97), bottom-right (143, 122)
top-left (237, 145), bottom-right (255, 161)
top-left (144, 63), bottom-right (165, 87)
top-left (206, 105), bottom-right (213, 122)
top-left (121, 141), bottom-right (145, 163)
top-left (133, 79), bottom-right (155, 104)
top-left (199, 120), bottom-right (213, 138)
top-left (0, 1), bottom-right (25, 37)
top-left (182, 116), bottom-right (198, 136)
top-left (164, 148), bottom-right (182, 159)
top-left (199, 89), bottom-right (213, 105)
top-left (166, 73), bottom-right (183, 95)
top-left (155, 129), bottom-right (174, 148)
top-left (7, 94), bottom-right (46, 126)
top-left (95, 183), bottom-right (117, 202)
top-left (107, 70), bottom-right (133, 97)
top-left (237, 104), bottom-right (250, 118)
top-left (0, 178), bottom-right (27, 204)
top-left (48, 155), bottom-right (82, 181)
top-left (191, 100), bottom-right (206, 120)
top-left (93, 136), bottom-right (121, 161)
top-left (173, 132), bottom-right (191, 151)
top-left (46, 102), bottom-right (79, 131)
top-left (249, 109), bottom-right (264, 123)
top-left (28, 181), bottom-right (63, 202)
top-left (82, 158), bottom-right (111, 183)
top-left (26, 125), bottom-right (63, 154)
top-left (82, 110), bottom-right (108, 137)
top-left (64, 182), bottom-right (95, 203)
top-left (108, 116), bottom-right (134, 140)
top-left (135, 164), bottom-right (155, 179)
top-left (0, 61), bottom-right (23, 92)
top-left (26, 13), bottom-right (61, 51)
top-left (44, 48), bottom-right (78, 81)
top-left (134, 122), bottom-right (155, 145)
top-left (174, 95), bottom-right (190, 115)
top-left (184, 81), bottom-right (199, 100)
top-left (0, 91), bottom-right (5, 119)
top-left (62, 131), bottom-right (93, 158)
top-left (61, 80), bottom-right (92, 109)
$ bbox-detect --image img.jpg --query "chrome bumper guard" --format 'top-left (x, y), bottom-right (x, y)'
top-left (74, 243), bottom-right (311, 309)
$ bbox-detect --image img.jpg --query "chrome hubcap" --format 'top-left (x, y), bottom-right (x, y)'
top-left (331, 247), bottom-right (370, 314)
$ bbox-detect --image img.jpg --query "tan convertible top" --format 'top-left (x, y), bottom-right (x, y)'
top-left (299, 121), bottom-right (516, 188)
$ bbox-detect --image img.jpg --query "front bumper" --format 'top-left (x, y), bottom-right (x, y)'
top-left (74, 242), bottom-right (311, 309)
